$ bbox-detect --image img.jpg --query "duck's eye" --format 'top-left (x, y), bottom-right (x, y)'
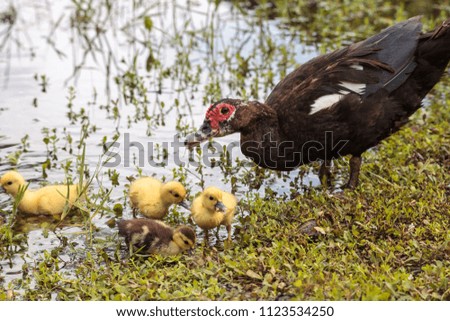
top-left (7, 181), bottom-right (12, 186)
top-left (209, 196), bottom-right (214, 201)
top-left (174, 193), bottom-right (180, 198)
top-left (184, 240), bottom-right (189, 245)
top-left (221, 107), bottom-right (229, 115)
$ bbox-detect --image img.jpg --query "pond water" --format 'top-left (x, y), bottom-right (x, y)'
top-left (0, 0), bottom-right (320, 289)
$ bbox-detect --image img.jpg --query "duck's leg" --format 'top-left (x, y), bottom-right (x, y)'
top-left (214, 226), bottom-right (220, 239)
top-left (127, 242), bottom-right (134, 257)
top-left (204, 229), bottom-right (209, 246)
top-left (318, 159), bottom-right (332, 187)
top-left (345, 155), bottom-right (362, 189)
top-left (226, 224), bottom-right (232, 242)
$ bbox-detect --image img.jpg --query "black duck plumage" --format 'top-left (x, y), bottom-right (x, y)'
top-left (186, 17), bottom-right (450, 188)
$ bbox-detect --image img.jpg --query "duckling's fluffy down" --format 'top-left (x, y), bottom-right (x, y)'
top-left (118, 218), bottom-right (195, 255)
top-left (0, 171), bottom-right (81, 216)
top-left (21, 184), bottom-right (80, 215)
top-left (220, 191), bottom-right (237, 227)
top-left (191, 187), bottom-right (237, 230)
top-left (129, 177), bottom-right (186, 219)
top-left (118, 218), bottom-right (173, 250)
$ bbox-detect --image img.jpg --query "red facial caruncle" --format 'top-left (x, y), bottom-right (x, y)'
top-left (205, 103), bottom-right (236, 131)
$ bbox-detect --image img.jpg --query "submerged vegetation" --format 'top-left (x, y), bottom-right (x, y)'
top-left (0, 0), bottom-right (449, 300)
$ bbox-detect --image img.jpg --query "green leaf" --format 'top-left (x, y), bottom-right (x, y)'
top-left (144, 16), bottom-right (153, 31)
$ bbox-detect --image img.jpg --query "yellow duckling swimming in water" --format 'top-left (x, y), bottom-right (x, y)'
top-left (118, 218), bottom-right (196, 256)
top-left (191, 186), bottom-right (237, 245)
top-left (0, 171), bottom-right (81, 216)
top-left (129, 176), bottom-right (189, 219)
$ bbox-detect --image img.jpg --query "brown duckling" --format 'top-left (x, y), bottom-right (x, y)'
top-left (118, 218), bottom-right (196, 256)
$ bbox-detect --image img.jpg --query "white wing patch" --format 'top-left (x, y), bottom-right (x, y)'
top-left (350, 64), bottom-right (363, 71)
top-left (341, 81), bottom-right (365, 95)
top-left (309, 64), bottom-right (365, 115)
top-left (310, 94), bottom-right (343, 114)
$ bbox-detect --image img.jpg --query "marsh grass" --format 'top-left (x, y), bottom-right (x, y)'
top-left (0, 184), bottom-right (28, 247)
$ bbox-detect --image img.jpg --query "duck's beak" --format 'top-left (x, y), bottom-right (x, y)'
top-left (178, 200), bottom-right (190, 210)
top-left (215, 201), bottom-right (227, 213)
top-left (184, 120), bottom-right (216, 148)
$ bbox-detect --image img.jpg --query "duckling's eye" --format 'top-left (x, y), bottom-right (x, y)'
top-left (184, 240), bottom-right (189, 245)
top-left (209, 196), bottom-right (214, 201)
top-left (174, 193), bottom-right (180, 198)
top-left (7, 181), bottom-right (12, 186)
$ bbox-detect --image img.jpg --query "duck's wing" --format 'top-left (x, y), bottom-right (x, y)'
top-left (118, 219), bottom-right (172, 252)
top-left (265, 17), bottom-right (422, 116)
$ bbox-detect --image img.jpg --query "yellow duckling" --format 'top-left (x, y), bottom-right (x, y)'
top-left (129, 176), bottom-right (188, 219)
top-left (191, 186), bottom-right (237, 244)
top-left (118, 218), bottom-right (196, 256)
top-left (0, 171), bottom-right (81, 216)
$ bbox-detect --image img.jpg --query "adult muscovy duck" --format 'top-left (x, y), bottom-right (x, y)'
top-left (185, 17), bottom-right (450, 188)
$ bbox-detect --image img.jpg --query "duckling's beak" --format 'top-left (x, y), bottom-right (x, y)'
top-left (184, 120), bottom-right (217, 148)
top-left (215, 201), bottom-right (227, 213)
top-left (178, 200), bottom-right (190, 210)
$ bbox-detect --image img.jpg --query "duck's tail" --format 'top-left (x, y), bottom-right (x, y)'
top-left (414, 18), bottom-right (450, 98)
top-left (393, 18), bottom-right (450, 115)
